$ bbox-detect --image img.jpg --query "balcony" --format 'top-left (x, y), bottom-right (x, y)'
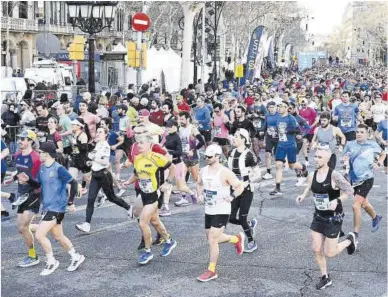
top-left (2, 17), bottom-right (132, 39)
top-left (1, 17), bottom-right (38, 32)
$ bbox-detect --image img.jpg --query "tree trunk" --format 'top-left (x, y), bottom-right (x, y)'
top-left (180, 2), bottom-right (201, 90)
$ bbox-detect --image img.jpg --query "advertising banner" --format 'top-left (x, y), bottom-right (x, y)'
top-left (245, 25), bottom-right (265, 84)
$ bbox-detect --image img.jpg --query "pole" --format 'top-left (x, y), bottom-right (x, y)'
top-left (88, 36), bottom-right (95, 94)
top-left (213, 2), bottom-right (217, 90)
top-left (136, 31), bottom-right (142, 93)
top-left (193, 13), bottom-right (198, 84)
top-left (5, 1), bottom-right (11, 75)
top-left (201, 3), bottom-right (206, 86)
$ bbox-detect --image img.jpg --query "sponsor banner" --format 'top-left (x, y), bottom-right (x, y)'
top-left (254, 31), bottom-right (267, 79)
top-left (245, 25), bottom-right (265, 84)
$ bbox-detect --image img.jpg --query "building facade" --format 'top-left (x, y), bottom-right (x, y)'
top-left (1, 1), bottom-right (131, 72)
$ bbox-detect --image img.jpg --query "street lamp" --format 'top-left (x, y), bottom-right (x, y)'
top-left (66, 1), bottom-right (118, 94)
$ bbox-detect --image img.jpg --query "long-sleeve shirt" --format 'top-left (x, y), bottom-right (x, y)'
top-left (194, 106), bottom-right (211, 131)
top-left (165, 132), bottom-right (183, 164)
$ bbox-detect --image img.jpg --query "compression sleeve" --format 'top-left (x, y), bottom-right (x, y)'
top-left (68, 179), bottom-right (77, 205)
top-left (195, 134), bottom-right (206, 150)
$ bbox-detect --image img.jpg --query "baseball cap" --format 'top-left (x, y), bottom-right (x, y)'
top-left (140, 97), bottom-right (149, 106)
top-left (166, 118), bottom-right (178, 128)
top-left (176, 95), bottom-right (183, 101)
top-left (17, 130), bottom-right (36, 141)
top-left (235, 128), bottom-right (251, 144)
top-left (267, 101), bottom-right (276, 107)
top-left (138, 109), bottom-right (150, 117)
top-left (38, 142), bottom-right (57, 158)
top-left (83, 92), bottom-right (91, 100)
top-left (205, 144), bottom-right (222, 157)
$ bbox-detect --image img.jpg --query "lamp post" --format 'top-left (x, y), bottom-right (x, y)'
top-left (66, 1), bottom-right (117, 94)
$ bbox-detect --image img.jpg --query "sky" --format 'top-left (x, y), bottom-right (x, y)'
top-left (298, 1), bottom-right (349, 35)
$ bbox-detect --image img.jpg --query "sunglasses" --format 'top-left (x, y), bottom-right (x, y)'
top-left (18, 137), bottom-right (27, 141)
top-left (214, 110), bottom-right (220, 113)
top-left (205, 155), bottom-right (214, 159)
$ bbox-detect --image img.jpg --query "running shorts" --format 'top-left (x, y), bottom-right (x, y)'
top-left (41, 211), bottom-right (65, 224)
top-left (265, 137), bottom-right (278, 153)
top-left (344, 131), bottom-right (356, 142)
top-left (205, 214), bottom-right (230, 229)
top-left (310, 213), bottom-right (342, 239)
top-left (275, 145), bottom-right (297, 163)
top-left (17, 192), bottom-right (41, 214)
top-left (353, 178), bottom-right (374, 198)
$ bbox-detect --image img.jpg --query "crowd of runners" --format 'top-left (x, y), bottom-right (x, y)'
top-left (1, 63), bottom-right (387, 289)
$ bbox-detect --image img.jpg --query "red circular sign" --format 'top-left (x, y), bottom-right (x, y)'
top-left (132, 13), bottom-right (151, 32)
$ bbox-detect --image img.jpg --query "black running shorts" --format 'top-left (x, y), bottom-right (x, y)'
top-left (41, 211), bottom-right (65, 224)
top-left (205, 214), bottom-right (230, 229)
top-left (17, 192), bottom-right (41, 214)
top-left (353, 178), bottom-right (374, 198)
top-left (265, 137), bottom-right (278, 153)
top-left (310, 213), bottom-right (342, 239)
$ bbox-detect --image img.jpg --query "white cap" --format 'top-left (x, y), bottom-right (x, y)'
top-left (235, 128), bottom-right (251, 144)
top-left (205, 144), bottom-right (222, 157)
top-left (140, 98), bottom-right (149, 106)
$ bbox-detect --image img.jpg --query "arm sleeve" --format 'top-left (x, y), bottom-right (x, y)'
top-left (168, 136), bottom-right (183, 158)
top-left (195, 133), bottom-right (206, 150)
top-left (68, 179), bottom-right (78, 205)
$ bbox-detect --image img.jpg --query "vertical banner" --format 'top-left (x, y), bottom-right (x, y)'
top-left (267, 36), bottom-right (275, 69)
top-left (254, 32), bottom-right (267, 79)
top-left (245, 25), bottom-right (265, 84)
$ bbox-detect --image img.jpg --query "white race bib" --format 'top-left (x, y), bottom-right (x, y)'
top-left (215, 126), bottom-right (221, 135)
top-left (139, 178), bottom-right (154, 193)
top-left (340, 117), bottom-right (351, 128)
top-left (204, 189), bottom-right (217, 207)
top-left (313, 193), bottom-right (330, 211)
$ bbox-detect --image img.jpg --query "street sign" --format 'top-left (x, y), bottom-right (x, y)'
top-left (132, 12), bottom-right (151, 32)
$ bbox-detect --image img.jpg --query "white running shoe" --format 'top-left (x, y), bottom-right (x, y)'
top-left (262, 173), bottom-right (273, 180)
top-left (127, 206), bottom-right (134, 219)
top-left (40, 260), bottom-right (60, 276)
top-left (67, 254), bottom-right (85, 272)
top-left (305, 161), bottom-right (310, 166)
top-left (96, 194), bottom-right (106, 208)
top-left (174, 197), bottom-right (191, 207)
top-left (75, 222), bottom-right (90, 233)
top-left (116, 188), bottom-right (126, 197)
top-left (296, 177), bottom-right (307, 187)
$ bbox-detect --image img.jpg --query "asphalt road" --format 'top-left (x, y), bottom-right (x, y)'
top-left (1, 152), bottom-right (387, 297)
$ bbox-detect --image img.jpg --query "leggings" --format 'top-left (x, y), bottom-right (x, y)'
top-left (229, 190), bottom-right (254, 242)
top-left (86, 169), bottom-right (130, 223)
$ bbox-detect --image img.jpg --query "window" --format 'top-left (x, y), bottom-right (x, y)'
top-left (2, 1), bottom-right (13, 17)
top-left (19, 1), bottom-right (28, 19)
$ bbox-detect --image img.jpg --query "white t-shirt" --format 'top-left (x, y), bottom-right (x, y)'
top-left (371, 103), bottom-right (388, 123)
top-left (90, 141), bottom-right (111, 171)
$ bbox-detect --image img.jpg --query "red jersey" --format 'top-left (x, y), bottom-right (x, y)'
top-left (150, 109), bottom-right (164, 127)
top-left (177, 101), bottom-right (191, 112)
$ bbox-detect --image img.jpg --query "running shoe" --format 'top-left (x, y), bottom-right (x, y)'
top-left (40, 260), bottom-right (59, 276)
top-left (152, 234), bottom-right (165, 246)
top-left (249, 218), bottom-right (258, 238)
top-left (174, 197), bottom-right (191, 207)
top-left (138, 251), bottom-right (153, 265)
top-left (8, 193), bottom-right (15, 203)
top-left (197, 270), bottom-right (218, 282)
top-left (81, 188), bottom-right (88, 196)
top-left (269, 188), bottom-right (283, 196)
top-left (18, 256), bottom-right (40, 268)
top-left (67, 254), bottom-right (85, 272)
top-left (244, 241), bottom-right (258, 253)
top-left (159, 206), bottom-right (171, 217)
top-left (346, 232), bottom-right (357, 255)
top-left (96, 194), bottom-right (107, 208)
top-left (161, 239), bottom-right (177, 257)
top-left (262, 173), bottom-right (273, 180)
top-left (234, 232), bottom-right (245, 255)
top-left (172, 190), bottom-right (180, 195)
top-left (116, 188), bottom-right (126, 197)
top-left (316, 274), bottom-right (332, 290)
top-left (190, 191), bottom-right (198, 204)
top-left (138, 238), bottom-right (146, 251)
top-left (11, 193), bottom-right (29, 207)
top-left (296, 177), bottom-right (307, 187)
top-left (75, 222), bottom-right (90, 233)
top-left (305, 161), bottom-right (310, 167)
top-left (371, 215), bottom-right (382, 232)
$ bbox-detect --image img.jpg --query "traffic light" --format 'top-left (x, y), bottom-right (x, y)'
top-left (69, 35), bottom-right (85, 60)
top-left (127, 41), bottom-right (140, 68)
top-left (141, 42), bottom-right (147, 68)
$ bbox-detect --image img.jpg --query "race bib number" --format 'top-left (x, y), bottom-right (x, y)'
top-left (340, 114), bottom-right (352, 128)
top-left (278, 122), bottom-right (287, 142)
top-left (72, 146), bottom-right (80, 154)
top-left (139, 179), bottom-right (154, 193)
top-left (38, 136), bottom-right (47, 143)
top-left (313, 193), bottom-right (330, 211)
top-left (215, 126), bottom-right (221, 135)
top-left (255, 121), bottom-right (262, 129)
top-left (182, 141), bottom-right (190, 154)
top-left (204, 189), bottom-right (217, 207)
top-left (267, 127), bottom-right (277, 138)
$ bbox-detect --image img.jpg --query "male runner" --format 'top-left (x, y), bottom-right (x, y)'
top-left (296, 146), bottom-right (356, 290)
top-left (270, 101), bottom-right (308, 195)
top-left (196, 144), bottom-right (245, 282)
top-left (311, 112), bottom-right (346, 169)
top-left (375, 110), bottom-right (388, 174)
top-left (125, 133), bottom-right (177, 264)
top-left (263, 102), bottom-right (280, 180)
top-left (333, 91), bottom-right (360, 141)
top-left (343, 124), bottom-right (385, 239)
top-left (19, 143), bottom-right (85, 275)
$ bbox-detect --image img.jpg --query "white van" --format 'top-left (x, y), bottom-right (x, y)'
top-left (1, 77), bottom-right (28, 103)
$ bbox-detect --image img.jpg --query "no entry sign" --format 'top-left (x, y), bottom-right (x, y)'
top-left (132, 12), bottom-right (151, 32)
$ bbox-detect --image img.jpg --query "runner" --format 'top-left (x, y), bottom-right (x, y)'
top-left (212, 103), bottom-right (230, 158)
top-left (75, 127), bottom-right (132, 233)
top-left (196, 144), bottom-right (245, 282)
top-left (311, 112), bottom-right (346, 169)
top-left (270, 101), bottom-right (309, 195)
top-left (194, 96), bottom-right (212, 145)
top-left (296, 146), bottom-right (356, 290)
top-left (18, 142), bottom-right (85, 276)
top-left (333, 91), bottom-right (360, 141)
top-left (343, 124), bottom-right (385, 239)
top-left (124, 133), bottom-right (177, 264)
top-left (176, 111), bottom-right (205, 206)
top-left (228, 129), bottom-right (261, 252)
top-left (78, 100), bottom-right (101, 141)
top-left (263, 102), bottom-right (280, 180)
top-left (375, 110), bottom-right (388, 175)
top-left (299, 99), bottom-right (318, 166)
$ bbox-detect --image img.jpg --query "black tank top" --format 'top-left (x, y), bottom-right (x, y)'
top-left (71, 133), bottom-right (88, 159)
top-left (311, 168), bottom-right (341, 217)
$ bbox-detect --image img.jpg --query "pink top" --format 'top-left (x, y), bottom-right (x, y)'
top-left (299, 107), bottom-right (317, 135)
top-left (213, 114), bottom-right (229, 138)
top-left (81, 112), bottom-right (100, 140)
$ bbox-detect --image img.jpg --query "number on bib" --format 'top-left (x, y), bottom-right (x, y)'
top-left (313, 193), bottom-right (330, 211)
top-left (204, 189), bottom-right (217, 207)
top-left (139, 179), bottom-right (154, 193)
